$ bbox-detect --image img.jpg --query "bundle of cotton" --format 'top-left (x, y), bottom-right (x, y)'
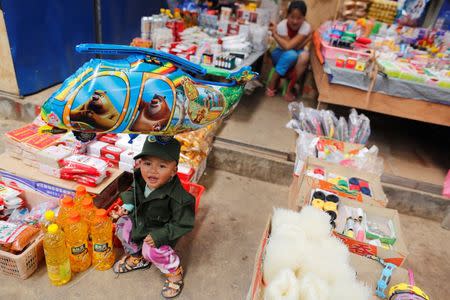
top-left (263, 207), bottom-right (370, 300)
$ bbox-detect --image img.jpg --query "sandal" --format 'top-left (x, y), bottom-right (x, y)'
top-left (113, 255), bottom-right (150, 274)
top-left (283, 92), bottom-right (296, 102)
top-left (161, 267), bottom-right (184, 299)
top-left (265, 87), bottom-right (277, 97)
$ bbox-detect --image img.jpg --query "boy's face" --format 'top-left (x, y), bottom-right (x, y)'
top-left (287, 9), bottom-right (305, 32)
top-left (138, 156), bottom-right (177, 189)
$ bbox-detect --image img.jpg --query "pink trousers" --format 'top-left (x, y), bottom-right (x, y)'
top-left (115, 216), bottom-right (180, 274)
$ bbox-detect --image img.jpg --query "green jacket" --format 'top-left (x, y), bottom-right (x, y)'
top-left (120, 169), bottom-right (195, 248)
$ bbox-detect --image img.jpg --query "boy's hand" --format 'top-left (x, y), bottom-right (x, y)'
top-left (144, 234), bottom-right (155, 247)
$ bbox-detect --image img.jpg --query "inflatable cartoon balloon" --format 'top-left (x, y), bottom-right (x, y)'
top-left (40, 44), bottom-right (257, 141)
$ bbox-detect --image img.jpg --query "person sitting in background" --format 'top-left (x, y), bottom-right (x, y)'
top-left (266, 0), bottom-right (312, 102)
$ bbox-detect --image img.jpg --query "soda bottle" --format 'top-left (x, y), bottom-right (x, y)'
top-left (73, 186), bottom-right (87, 210)
top-left (91, 209), bottom-right (115, 270)
top-left (56, 196), bottom-right (75, 231)
top-left (43, 224), bottom-right (71, 286)
top-left (41, 210), bottom-right (55, 232)
top-left (65, 211), bottom-right (91, 272)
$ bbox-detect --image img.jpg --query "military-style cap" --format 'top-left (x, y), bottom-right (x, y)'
top-left (134, 136), bottom-right (180, 163)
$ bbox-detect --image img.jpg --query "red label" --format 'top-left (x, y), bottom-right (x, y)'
top-left (25, 134), bottom-right (62, 150)
top-left (6, 124), bottom-right (39, 142)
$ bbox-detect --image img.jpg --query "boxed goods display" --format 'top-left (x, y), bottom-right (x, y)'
top-left (248, 210), bottom-right (410, 300)
top-left (291, 156), bottom-right (388, 208)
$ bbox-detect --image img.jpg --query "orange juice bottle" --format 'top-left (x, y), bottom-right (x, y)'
top-left (43, 224), bottom-right (72, 285)
top-left (65, 211), bottom-right (91, 272)
top-left (56, 196), bottom-right (75, 231)
top-left (73, 186), bottom-right (87, 210)
top-left (80, 195), bottom-right (95, 255)
top-left (91, 209), bottom-right (115, 270)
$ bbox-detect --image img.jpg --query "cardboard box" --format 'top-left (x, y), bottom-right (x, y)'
top-left (289, 173), bottom-right (408, 266)
top-left (248, 216), bottom-right (410, 300)
top-left (0, 153), bottom-right (129, 208)
top-left (333, 198), bottom-right (409, 267)
top-left (292, 157), bottom-right (388, 208)
top-left (294, 136), bottom-right (365, 176)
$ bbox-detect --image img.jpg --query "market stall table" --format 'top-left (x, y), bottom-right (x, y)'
top-left (310, 48), bottom-right (450, 127)
top-left (0, 153), bottom-right (128, 208)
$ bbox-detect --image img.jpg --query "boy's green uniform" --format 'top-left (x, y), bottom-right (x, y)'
top-left (121, 169), bottom-right (195, 248)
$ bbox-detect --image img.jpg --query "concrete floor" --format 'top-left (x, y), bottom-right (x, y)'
top-left (1, 169), bottom-right (449, 299)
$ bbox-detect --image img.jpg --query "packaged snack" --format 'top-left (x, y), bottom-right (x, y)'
top-left (0, 221), bottom-right (40, 253)
top-left (36, 145), bottom-right (73, 169)
top-left (60, 155), bottom-right (109, 177)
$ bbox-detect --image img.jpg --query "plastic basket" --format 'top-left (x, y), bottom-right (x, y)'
top-left (0, 234), bottom-right (44, 279)
top-left (181, 181), bottom-right (205, 213)
top-left (320, 38), bottom-right (373, 60)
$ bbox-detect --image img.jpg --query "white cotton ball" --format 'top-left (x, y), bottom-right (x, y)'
top-left (297, 206), bottom-right (332, 241)
top-left (317, 236), bottom-right (350, 266)
top-left (263, 234), bottom-right (309, 284)
top-left (329, 277), bottom-right (371, 300)
top-left (298, 242), bottom-right (355, 286)
top-left (272, 208), bottom-right (303, 233)
top-left (298, 273), bottom-right (330, 300)
top-left (272, 222), bottom-right (307, 241)
top-left (264, 269), bottom-right (301, 300)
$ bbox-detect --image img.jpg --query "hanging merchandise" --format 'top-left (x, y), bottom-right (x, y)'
top-left (396, 0), bottom-right (430, 27)
top-left (40, 44), bottom-right (257, 142)
top-left (342, 0), bottom-right (370, 20)
top-left (287, 102), bottom-right (371, 144)
top-left (367, 0), bottom-right (398, 24)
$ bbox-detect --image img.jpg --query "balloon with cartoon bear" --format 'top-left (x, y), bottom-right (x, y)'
top-left (40, 44), bottom-right (257, 141)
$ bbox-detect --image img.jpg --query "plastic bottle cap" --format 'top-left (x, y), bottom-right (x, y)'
top-left (81, 197), bottom-right (94, 208)
top-left (48, 224), bottom-right (59, 234)
top-left (76, 186), bottom-right (87, 195)
top-left (44, 210), bottom-right (55, 221)
top-left (95, 209), bottom-right (108, 218)
top-left (68, 211), bottom-right (81, 223)
top-left (62, 196), bottom-right (74, 207)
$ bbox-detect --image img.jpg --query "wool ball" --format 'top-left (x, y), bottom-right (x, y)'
top-left (264, 268), bottom-right (301, 300)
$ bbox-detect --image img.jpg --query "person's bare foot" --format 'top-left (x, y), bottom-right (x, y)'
top-left (284, 91), bottom-right (296, 102)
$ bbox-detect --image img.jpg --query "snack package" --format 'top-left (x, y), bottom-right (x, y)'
top-left (0, 221), bottom-right (40, 253)
top-left (60, 155), bottom-right (109, 177)
top-left (36, 145), bottom-right (73, 169)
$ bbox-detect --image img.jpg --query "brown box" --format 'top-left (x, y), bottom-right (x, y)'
top-left (289, 172), bottom-right (408, 267)
top-left (291, 156), bottom-right (388, 209)
top-left (248, 216), bottom-right (410, 300)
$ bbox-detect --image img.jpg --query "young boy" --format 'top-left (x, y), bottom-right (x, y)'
top-left (113, 136), bottom-right (195, 299)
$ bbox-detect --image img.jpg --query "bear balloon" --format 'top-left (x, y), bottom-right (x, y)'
top-left (40, 44), bottom-right (257, 141)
